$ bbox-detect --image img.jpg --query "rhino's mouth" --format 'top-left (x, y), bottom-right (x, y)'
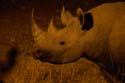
top-left (33, 49), bottom-right (84, 64)
top-left (33, 49), bottom-right (52, 62)
top-left (33, 49), bottom-right (63, 63)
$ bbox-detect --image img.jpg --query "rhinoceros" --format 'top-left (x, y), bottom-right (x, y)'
top-left (32, 2), bottom-right (125, 64)
top-left (32, 2), bottom-right (125, 81)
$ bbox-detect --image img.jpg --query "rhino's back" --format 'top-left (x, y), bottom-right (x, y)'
top-left (89, 2), bottom-right (125, 27)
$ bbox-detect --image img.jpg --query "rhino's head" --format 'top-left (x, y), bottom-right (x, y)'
top-left (32, 7), bottom-right (94, 64)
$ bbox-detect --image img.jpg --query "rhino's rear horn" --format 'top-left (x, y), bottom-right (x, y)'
top-left (61, 6), bottom-right (67, 25)
top-left (47, 18), bottom-right (57, 34)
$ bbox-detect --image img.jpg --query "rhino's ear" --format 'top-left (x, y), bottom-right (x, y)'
top-left (31, 8), bottom-right (46, 41)
top-left (76, 8), bottom-right (83, 16)
top-left (76, 8), bottom-right (84, 25)
top-left (81, 13), bottom-right (93, 31)
top-left (47, 18), bottom-right (57, 34)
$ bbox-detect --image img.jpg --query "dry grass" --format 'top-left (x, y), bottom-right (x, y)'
top-left (3, 54), bottom-right (108, 83)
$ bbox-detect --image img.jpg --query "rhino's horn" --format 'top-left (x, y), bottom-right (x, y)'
top-left (61, 6), bottom-right (74, 25)
top-left (66, 10), bottom-right (73, 20)
top-left (47, 18), bottom-right (57, 34)
top-left (61, 6), bottom-right (67, 25)
top-left (31, 8), bottom-right (45, 42)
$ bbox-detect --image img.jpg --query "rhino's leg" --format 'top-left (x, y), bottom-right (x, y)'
top-left (99, 63), bottom-right (124, 83)
top-left (116, 64), bottom-right (125, 82)
top-left (102, 69), bottom-right (122, 83)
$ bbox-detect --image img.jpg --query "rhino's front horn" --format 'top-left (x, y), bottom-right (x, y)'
top-left (31, 8), bottom-right (46, 42)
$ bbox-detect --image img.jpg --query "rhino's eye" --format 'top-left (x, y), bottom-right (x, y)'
top-left (59, 41), bottom-right (66, 45)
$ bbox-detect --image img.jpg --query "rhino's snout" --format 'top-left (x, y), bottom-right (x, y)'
top-left (33, 49), bottom-right (52, 62)
top-left (39, 54), bottom-right (51, 62)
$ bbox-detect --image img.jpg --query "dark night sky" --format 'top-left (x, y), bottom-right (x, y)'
top-left (0, 0), bottom-right (124, 30)
top-left (0, 0), bottom-right (124, 11)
